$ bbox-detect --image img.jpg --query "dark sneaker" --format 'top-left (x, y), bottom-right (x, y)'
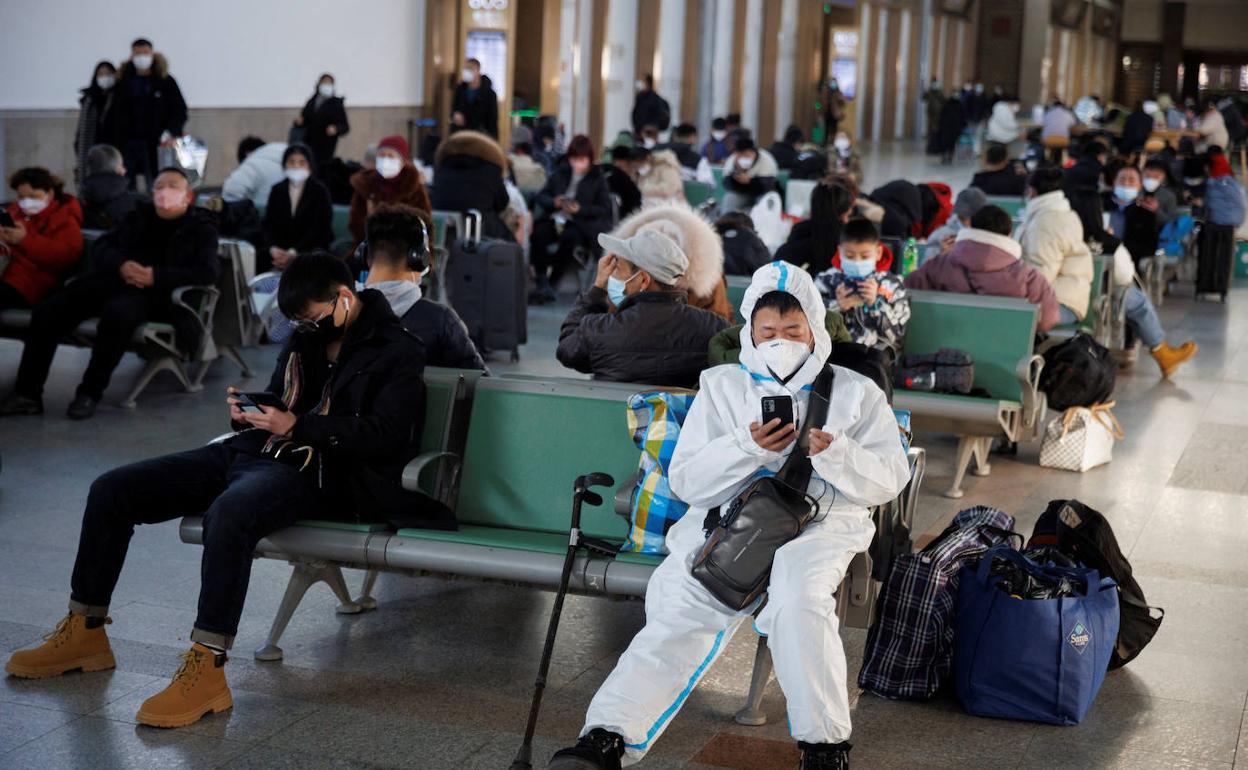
top-left (66, 394), bottom-right (100, 420)
top-left (0, 392), bottom-right (43, 416)
top-left (547, 728), bottom-right (624, 770)
top-left (798, 741), bottom-right (851, 769)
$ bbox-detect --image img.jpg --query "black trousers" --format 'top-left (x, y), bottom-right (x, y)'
top-left (69, 443), bottom-right (324, 648)
top-left (122, 139), bottom-right (158, 192)
top-left (530, 218), bottom-right (592, 286)
top-left (15, 272), bottom-right (161, 401)
top-left (0, 281), bottom-right (29, 312)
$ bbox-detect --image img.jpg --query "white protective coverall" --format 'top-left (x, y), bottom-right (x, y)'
top-left (582, 261), bottom-right (910, 763)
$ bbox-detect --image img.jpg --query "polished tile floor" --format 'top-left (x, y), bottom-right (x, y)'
top-left (1, 143), bottom-right (1246, 769)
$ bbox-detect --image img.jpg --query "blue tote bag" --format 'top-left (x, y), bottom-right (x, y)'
top-left (954, 546), bottom-right (1119, 725)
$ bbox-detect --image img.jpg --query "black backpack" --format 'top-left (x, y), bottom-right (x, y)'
top-left (790, 150), bottom-right (829, 181)
top-left (1039, 332), bottom-right (1115, 410)
top-left (1029, 499), bottom-right (1163, 669)
top-left (830, 342), bottom-right (894, 403)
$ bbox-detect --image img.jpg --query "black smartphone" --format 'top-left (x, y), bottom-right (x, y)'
top-left (760, 395), bottom-right (794, 428)
top-left (0, 209), bottom-right (15, 228)
top-left (236, 392), bottom-right (287, 413)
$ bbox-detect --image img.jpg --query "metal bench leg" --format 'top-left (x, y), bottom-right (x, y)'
top-left (734, 634), bottom-right (773, 726)
top-left (324, 566), bottom-right (365, 615)
top-left (970, 437), bottom-right (993, 477)
top-left (944, 435), bottom-right (979, 499)
top-left (119, 356), bottom-right (198, 409)
top-left (219, 345), bottom-right (253, 378)
top-left (354, 568), bottom-right (380, 611)
top-left (255, 563), bottom-right (321, 661)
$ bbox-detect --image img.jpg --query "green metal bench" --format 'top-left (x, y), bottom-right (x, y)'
top-left (984, 195), bottom-right (1025, 219)
top-left (683, 180), bottom-right (714, 209)
top-left (726, 275), bottom-right (752, 323)
top-left (895, 290), bottom-right (1046, 498)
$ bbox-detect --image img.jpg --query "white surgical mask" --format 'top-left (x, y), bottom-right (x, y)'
top-left (1114, 185), bottom-right (1140, 204)
top-left (637, 165), bottom-right (651, 176)
top-left (96, 75), bottom-right (115, 90)
top-left (757, 338), bottom-right (811, 381)
top-left (318, 83), bottom-right (334, 98)
top-left (1184, 176), bottom-right (1205, 186)
top-left (17, 197), bottom-right (49, 216)
top-left (711, 130), bottom-right (727, 141)
top-left (462, 68), bottom-right (475, 83)
top-left (736, 155), bottom-right (755, 170)
top-left (642, 137), bottom-right (656, 149)
top-left (635, 79), bottom-right (646, 91)
top-left (833, 136), bottom-right (851, 151)
top-left (1142, 177), bottom-right (1162, 193)
top-left (606, 272), bottom-right (639, 306)
top-left (841, 258), bottom-right (876, 279)
top-left (375, 156), bottom-right (403, 179)
top-left (133, 54), bottom-right (153, 70)
top-left (285, 168), bottom-right (311, 185)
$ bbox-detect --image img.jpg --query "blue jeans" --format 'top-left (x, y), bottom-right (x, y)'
top-left (69, 444), bottom-right (325, 649)
top-left (1057, 286), bottom-right (1164, 349)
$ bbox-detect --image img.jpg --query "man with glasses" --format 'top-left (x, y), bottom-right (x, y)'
top-left (5, 251), bottom-right (453, 727)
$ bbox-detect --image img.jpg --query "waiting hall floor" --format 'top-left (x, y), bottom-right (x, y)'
top-left (2, 143), bottom-right (1247, 769)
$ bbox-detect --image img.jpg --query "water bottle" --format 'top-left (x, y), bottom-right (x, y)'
top-left (902, 237), bottom-right (920, 275)
top-left (904, 371), bottom-right (937, 391)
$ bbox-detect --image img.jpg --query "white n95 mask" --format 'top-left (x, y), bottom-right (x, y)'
top-left (375, 156), bottom-right (403, 179)
top-left (757, 338), bottom-right (810, 381)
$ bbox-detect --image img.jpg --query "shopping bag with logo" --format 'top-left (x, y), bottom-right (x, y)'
top-left (1039, 402), bottom-right (1123, 472)
top-left (620, 391), bottom-right (696, 554)
top-left (954, 545), bottom-right (1119, 725)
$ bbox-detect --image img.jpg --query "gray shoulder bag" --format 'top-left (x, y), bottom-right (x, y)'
top-left (691, 365), bottom-right (835, 610)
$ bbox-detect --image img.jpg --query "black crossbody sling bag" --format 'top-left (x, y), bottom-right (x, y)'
top-left (692, 365), bottom-right (835, 611)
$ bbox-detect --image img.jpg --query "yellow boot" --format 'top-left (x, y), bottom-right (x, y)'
top-left (136, 643), bottom-right (232, 728)
top-left (5, 614), bottom-right (115, 679)
top-left (1151, 341), bottom-right (1197, 378)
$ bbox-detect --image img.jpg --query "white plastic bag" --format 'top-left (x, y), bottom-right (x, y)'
top-left (157, 135), bottom-right (209, 188)
top-left (1039, 402), bottom-right (1123, 472)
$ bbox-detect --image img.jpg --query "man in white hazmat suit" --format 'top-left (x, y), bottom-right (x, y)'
top-left (549, 261), bottom-right (910, 770)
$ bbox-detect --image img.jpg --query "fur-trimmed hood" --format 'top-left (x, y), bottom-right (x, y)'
top-left (608, 200), bottom-right (723, 299)
top-left (120, 52), bottom-right (171, 80)
top-left (435, 130), bottom-right (507, 176)
top-left (638, 149), bottom-right (685, 201)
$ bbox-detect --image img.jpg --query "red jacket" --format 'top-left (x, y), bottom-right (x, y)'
top-left (3, 195), bottom-right (84, 305)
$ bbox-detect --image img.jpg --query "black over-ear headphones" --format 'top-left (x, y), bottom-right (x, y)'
top-left (353, 215), bottom-right (430, 273)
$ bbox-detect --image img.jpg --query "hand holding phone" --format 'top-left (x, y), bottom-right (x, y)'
top-left (235, 392), bottom-right (288, 414)
top-left (0, 209), bottom-right (15, 228)
top-left (761, 395), bottom-right (794, 428)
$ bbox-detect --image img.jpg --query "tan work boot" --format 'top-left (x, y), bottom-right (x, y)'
top-left (5, 613), bottom-right (115, 679)
top-left (1151, 341), bottom-right (1197, 378)
top-left (135, 643), bottom-right (232, 728)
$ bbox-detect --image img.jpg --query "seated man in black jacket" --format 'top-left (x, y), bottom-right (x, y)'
top-left (359, 204), bottom-right (487, 370)
top-left (768, 124), bottom-right (804, 171)
top-left (1, 167), bottom-right (218, 420)
top-left (4, 252), bottom-right (452, 727)
top-left (557, 229), bottom-right (726, 387)
top-left (80, 144), bottom-right (139, 230)
top-left (601, 145), bottom-right (642, 220)
top-left (970, 143), bottom-right (1028, 196)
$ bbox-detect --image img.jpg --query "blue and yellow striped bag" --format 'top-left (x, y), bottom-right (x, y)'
top-left (621, 391), bottom-right (696, 555)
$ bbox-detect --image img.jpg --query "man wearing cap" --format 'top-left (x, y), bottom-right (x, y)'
top-left (556, 229), bottom-right (726, 388)
top-left (923, 186), bottom-right (987, 261)
top-left (1, 167), bottom-right (218, 420)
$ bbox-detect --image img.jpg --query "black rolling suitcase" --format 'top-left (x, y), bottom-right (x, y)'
top-left (1195, 222), bottom-right (1234, 301)
top-left (445, 209), bottom-right (528, 360)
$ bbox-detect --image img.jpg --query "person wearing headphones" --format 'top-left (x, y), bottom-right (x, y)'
top-left (357, 204), bottom-right (487, 371)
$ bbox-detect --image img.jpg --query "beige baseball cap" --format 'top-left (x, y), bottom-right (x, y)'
top-left (597, 229), bottom-right (689, 285)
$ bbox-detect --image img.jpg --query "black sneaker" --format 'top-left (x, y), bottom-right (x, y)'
top-left (547, 728), bottom-right (624, 770)
top-left (0, 392), bottom-right (43, 416)
top-left (66, 394), bottom-right (100, 420)
top-left (798, 740), bottom-right (851, 769)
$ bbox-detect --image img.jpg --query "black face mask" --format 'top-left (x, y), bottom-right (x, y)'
top-left (298, 297), bottom-right (347, 342)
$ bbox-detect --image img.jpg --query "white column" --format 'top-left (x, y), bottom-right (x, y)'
top-left (558, 0), bottom-right (579, 135)
top-left (855, 4), bottom-right (871, 141)
top-left (871, 8), bottom-right (889, 143)
top-left (933, 14), bottom-right (946, 89)
top-left (952, 18), bottom-right (966, 89)
top-left (1057, 28), bottom-right (1071, 102)
top-left (711, 0), bottom-right (735, 120)
top-left (895, 8), bottom-right (912, 140)
top-left (740, 0), bottom-right (764, 134)
top-left (774, 0), bottom-right (798, 138)
top-left (574, 0), bottom-right (594, 136)
top-left (656, 0), bottom-right (686, 122)
top-left (915, 0), bottom-right (935, 140)
top-left (601, 0), bottom-right (638, 145)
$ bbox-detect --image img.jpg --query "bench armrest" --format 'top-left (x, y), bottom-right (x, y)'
top-left (171, 284), bottom-right (221, 359)
top-left (1016, 353), bottom-right (1047, 434)
top-left (614, 472), bottom-right (639, 526)
top-left (401, 450), bottom-right (461, 503)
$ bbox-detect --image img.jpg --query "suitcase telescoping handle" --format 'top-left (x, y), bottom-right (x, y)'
top-left (463, 208), bottom-right (483, 249)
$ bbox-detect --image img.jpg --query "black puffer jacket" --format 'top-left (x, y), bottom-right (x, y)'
top-left (400, 299), bottom-right (487, 371)
top-left (718, 224), bottom-right (772, 276)
top-left (430, 130), bottom-right (512, 241)
top-left (557, 288), bottom-right (727, 388)
top-left (233, 290), bottom-right (455, 530)
top-left (79, 172), bottom-right (137, 230)
top-left (869, 180), bottom-right (922, 239)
